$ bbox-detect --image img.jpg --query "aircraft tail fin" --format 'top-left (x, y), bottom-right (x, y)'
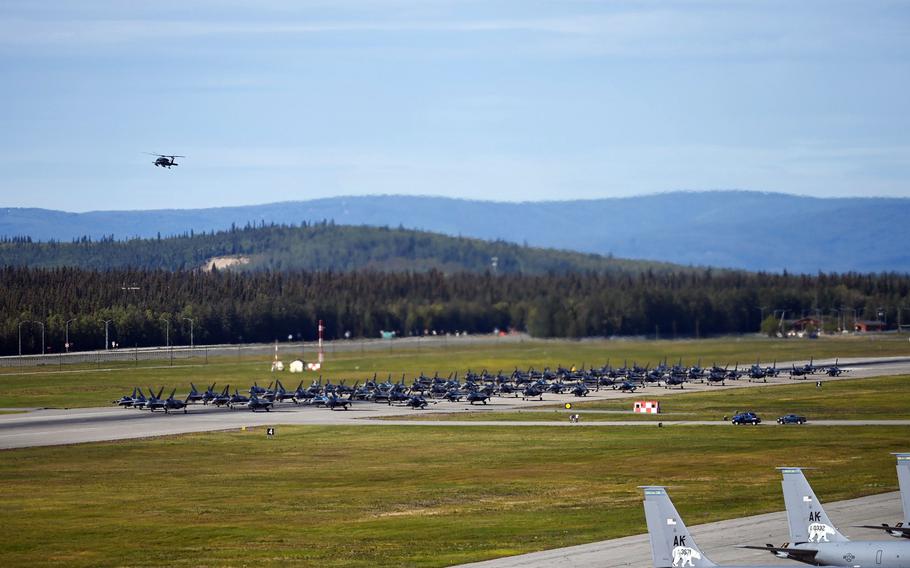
top-left (895, 453), bottom-right (910, 523)
top-left (642, 487), bottom-right (717, 568)
top-left (779, 467), bottom-right (849, 544)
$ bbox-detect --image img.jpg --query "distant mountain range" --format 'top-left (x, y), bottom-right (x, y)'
top-left (2, 191), bottom-right (908, 273)
top-left (0, 223), bottom-right (684, 274)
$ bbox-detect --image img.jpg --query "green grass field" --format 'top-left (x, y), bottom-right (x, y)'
top-left (387, 375), bottom-right (910, 422)
top-left (0, 425), bottom-right (904, 567)
top-left (0, 335), bottom-right (908, 408)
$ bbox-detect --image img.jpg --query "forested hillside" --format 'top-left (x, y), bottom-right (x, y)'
top-left (0, 222), bottom-right (684, 274)
top-left (3, 267), bottom-right (908, 356)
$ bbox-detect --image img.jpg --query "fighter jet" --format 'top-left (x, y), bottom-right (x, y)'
top-left (663, 374), bottom-right (687, 389)
top-left (163, 389), bottom-right (188, 414)
top-left (790, 359), bottom-right (818, 378)
top-left (570, 383), bottom-right (590, 397)
top-left (466, 390), bottom-right (489, 405)
top-left (642, 486), bottom-right (813, 568)
top-left (687, 359), bottom-right (706, 381)
top-left (403, 395), bottom-right (429, 409)
top-left (210, 385), bottom-right (232, 407)
top-left (228, 388), bottom-right (250, 408)
top-left (856, 453), bottom-right (910, 539)
top-left (246, 394), bottom-right (273, 412)
top-left (185, 383), bottom-right (212, 405)
top-left (789, 364), bottom-right (810, 378)
top-left (824, 359), bottom-right (848, 377)
top-left (273, 380), bottom-right (301, 404)
top-left (521, 383), bottom-right (545, 400)
top-left (249, 382), bottom-right (273, 397)
top-left (131, 388), bottom-right (148, 409)
top-left (323, 392), bottom-right (351, 410)
top-left (745, 468), bottom-right (910, 566)
top-left (115, 388), bottom-right (138, 408)
top-left (442, 389), bottom-right (465, 403)
top-left (145, 386), bottom-right (166, 411)
top-left (706, 365), bottom-right (728, 386)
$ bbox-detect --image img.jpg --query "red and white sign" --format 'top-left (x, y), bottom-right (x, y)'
top-left (633, 400), bottom-right (660, 414)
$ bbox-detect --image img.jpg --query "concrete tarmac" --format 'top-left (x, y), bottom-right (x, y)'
top-left (454, 491), bottom-right (904, 568)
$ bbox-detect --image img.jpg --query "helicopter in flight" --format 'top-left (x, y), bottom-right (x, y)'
top-left (145, 153), bottom-right (185, 168)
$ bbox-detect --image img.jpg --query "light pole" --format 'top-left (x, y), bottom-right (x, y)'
top-left (160, 317), bottom-right (170, 348)
top-left (755, 306), bottom-right (768, 331)
top-left (65, 318), bottom-right (76, 353)
top-left (829, 308), bottom-right (840, 332)
top-left (183, 317), bottom-right (194, 349)
top-left (18, 320), bottom-right (27, 356)
top-left (31, 321), bottom-right (45, 355)
top-left (101, 319), bottom-right (113, 350)
top-left (840, 306), bottom-right (856, 332)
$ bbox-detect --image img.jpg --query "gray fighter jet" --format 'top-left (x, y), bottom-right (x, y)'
top-left (747, 468), bottom-right (910, 566)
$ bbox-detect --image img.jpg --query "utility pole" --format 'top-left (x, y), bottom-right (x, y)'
top-left (755, 306), bottom-right (768, 331)
top-left (18, 320), bottom-right (27, 356)
top-left (65, 318), bottom-right (76, 353)
top-left (160, 317), bottom-right (170, 348)
top-left (101, 319), bottom-right (113, 350)
top-left (183, 317), bottom-right (194, 349)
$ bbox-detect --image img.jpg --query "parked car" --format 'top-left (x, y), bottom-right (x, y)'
top-left (777, 413), bottom-right (807, 425)
top-left (731, 412), bottom-right (762, 425)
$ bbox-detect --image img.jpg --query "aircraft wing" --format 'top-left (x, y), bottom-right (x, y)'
top-left (739, 544), bottom-right (819, 563)
top-left (855, 524), bottom-right (910, 538)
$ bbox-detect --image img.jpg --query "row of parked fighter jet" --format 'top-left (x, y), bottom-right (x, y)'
top-left (644, 453), bottom-right (909, 568)
top-left (113, 357), bottom-right (848, 413)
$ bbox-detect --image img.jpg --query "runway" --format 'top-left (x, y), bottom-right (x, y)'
top-left (0, 356), bottom-right (908, 450)
top-left (454, 491), bottom-right (904, 568)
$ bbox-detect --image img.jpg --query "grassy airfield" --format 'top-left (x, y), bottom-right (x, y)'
top-left (0, 335), bottom-right (908, 408)
top-left (389, 375), bottom-right (910, 422)
top-left (0, 425), bottom-right (905, 567)
top-left (1, 336), bottom-right (909, 566)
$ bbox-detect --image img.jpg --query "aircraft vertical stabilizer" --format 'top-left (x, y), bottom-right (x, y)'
top-left (895, 453), bottom-right (910, 524)
top-left (779, 468), bottom-right (849, 544)
top-left (642, 486), bottom-right (717, 568)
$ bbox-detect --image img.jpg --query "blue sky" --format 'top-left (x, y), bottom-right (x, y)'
top-left (1, 0), bottom-right (908, 211)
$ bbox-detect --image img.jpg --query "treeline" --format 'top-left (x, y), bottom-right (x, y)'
top-left (2, 267), bottom-right (908, 355)
top-left (0, 221), bottom-right (683, 275)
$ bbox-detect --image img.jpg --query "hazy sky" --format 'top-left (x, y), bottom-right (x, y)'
top-left (1, 0), bottom-right (908, 211)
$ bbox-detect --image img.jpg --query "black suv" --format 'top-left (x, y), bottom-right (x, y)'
top-left (731, 412), bottom-right (761, 425)
top-left (777, 414), bottom-right (807, 425)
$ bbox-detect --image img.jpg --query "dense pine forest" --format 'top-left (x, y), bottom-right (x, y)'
top-left (0, 222), bottom-right (684, 274)
top-left (2, 267), bottom-right (908, 356)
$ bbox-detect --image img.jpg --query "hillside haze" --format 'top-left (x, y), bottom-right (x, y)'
top-left (2, 192), bottom-right (908, 273)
